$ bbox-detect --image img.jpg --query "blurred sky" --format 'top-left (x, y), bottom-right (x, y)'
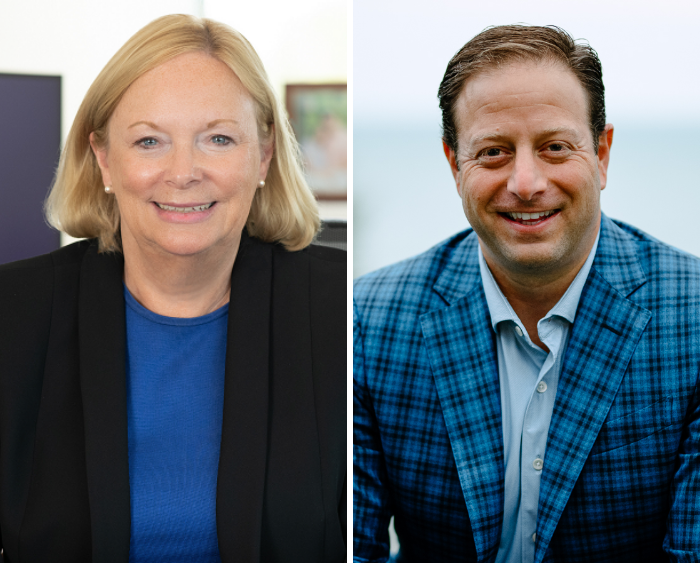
top-left (353, 0), bottom-right (700, 277)
top-left (355, 0), bottom-right (700, 126)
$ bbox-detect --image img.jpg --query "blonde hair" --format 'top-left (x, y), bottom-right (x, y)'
top-left (46, 14), bottom-right (320, 252)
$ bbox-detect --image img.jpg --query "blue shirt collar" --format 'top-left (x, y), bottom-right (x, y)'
top-left (478, 230), bottom-right (600, 331)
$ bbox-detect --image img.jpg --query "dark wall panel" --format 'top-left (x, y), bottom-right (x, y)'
top-left (0, 73), bottom-right (61, 264)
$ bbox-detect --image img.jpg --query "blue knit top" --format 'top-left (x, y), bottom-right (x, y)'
top-left (124, 287), bottom-right (227, 562)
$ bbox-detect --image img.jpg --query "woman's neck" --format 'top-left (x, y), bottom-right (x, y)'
top-left (121, 236), bottom-right (239, 318)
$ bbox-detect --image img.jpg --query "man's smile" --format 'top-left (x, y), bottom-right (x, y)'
top-left (499, 209), bottom-right (561, 226)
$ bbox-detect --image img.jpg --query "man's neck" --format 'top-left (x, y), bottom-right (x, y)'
top-left (481, 242), bottom-right (596, 352)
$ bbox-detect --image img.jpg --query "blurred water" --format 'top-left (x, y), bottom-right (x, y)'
top-left (354, 120), bottom-right (700, 278)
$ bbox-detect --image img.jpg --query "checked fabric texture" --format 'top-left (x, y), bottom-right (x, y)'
top-left (353, 215), bottom-right (700, 563)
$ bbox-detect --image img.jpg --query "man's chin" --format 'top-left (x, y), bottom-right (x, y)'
top-left (482, 240), bottom-right (574, 280)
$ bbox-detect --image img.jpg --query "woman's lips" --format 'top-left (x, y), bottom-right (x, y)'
top-left (154, 202), bottom-right (215, 213)
top-left (152, 201), bottom-right (217, 223)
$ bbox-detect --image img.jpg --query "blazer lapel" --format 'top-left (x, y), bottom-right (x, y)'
top-left (534, 216), bottom-right (652, 562)
top-left (420, 233), bottom-right (504, 562)
top-left (216, 235), bottom-right (272, 561)
top-left (78, 243), bottom-right (131, 563)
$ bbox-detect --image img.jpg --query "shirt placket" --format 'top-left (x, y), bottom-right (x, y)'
top-left (519, 319), bottom-right (563, 562)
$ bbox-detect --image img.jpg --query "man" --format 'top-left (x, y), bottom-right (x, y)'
top-left (353, 25), bottom-right (700, 562)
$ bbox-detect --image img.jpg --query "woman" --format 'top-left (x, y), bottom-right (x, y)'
top-left (0, 14), bottom-right (345, 563)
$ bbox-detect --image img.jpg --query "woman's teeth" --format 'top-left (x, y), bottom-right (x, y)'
top-left (156, 202), bottom-right (214, 213)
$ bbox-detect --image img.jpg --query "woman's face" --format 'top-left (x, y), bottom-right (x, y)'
top-left (91, 51), bottom-right (273, 259)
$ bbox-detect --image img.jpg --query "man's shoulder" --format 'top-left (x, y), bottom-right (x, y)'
top-left (606, 218), bottom-right (700, 281)
top-left (354, 228), bottom-right (476, 309)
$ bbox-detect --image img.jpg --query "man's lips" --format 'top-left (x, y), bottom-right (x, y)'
top-left (499, 209), bottom-right (560, 226)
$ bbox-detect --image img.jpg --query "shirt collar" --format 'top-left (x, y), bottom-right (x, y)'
top-left (478, 230), bottom-right (600, 331)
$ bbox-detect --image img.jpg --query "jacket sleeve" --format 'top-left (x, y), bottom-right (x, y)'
top-left (663, 368), bottom-right (700, 560)
top-left (353, 298), bottom-right (392, 563)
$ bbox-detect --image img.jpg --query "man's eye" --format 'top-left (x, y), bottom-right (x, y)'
top-left (548, 143), bottom-right (564, 152)
top-left (483, 148), bottom-right (503, 157)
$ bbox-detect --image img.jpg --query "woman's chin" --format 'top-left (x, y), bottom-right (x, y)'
top-left (136, 232), bottom-right (232, 260)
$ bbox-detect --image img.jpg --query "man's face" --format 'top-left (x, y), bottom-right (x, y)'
top-left (444, 61), bottom-right (613, 283)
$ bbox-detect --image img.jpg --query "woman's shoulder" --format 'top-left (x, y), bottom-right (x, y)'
top-left (0, 239), bottom-right (96, 316)
top-left (273, 242), bottom-right (346, 283)
top-left (0, 241), bottom-right (98, 367)
top-left (0, 239), bottom-right (95, 277)
top-left (299, 243), bottom-right (346, 264)
top-left (246, 234), bottom-right (346, 275)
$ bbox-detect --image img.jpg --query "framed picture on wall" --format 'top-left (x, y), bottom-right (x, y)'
top-left (286, 84), bottom-right (347, 200)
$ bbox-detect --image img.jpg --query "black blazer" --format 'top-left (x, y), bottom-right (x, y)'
top-left (0, 234), bottom-right (346, 563)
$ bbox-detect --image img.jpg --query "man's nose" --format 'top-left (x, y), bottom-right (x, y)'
top-left (165, 144), bottom-right (203, 188)
top-left (506, 151), bottom-right (546, 201)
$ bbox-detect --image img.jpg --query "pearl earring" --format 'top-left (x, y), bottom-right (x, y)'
top-left (258, 180), bottom-right (265, 188)
top-left (104, 186), bottom-right (111, 193)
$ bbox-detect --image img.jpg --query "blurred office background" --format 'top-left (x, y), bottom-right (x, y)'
top-left (354, 0), bottom-right (700, 278)
top-left (0, 0), bottom-right (346, 263)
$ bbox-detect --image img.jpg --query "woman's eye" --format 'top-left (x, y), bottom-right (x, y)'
top-left (211, 135), bottom-right (232, 145)
top-left (137, 137), bottom-right (158, 148)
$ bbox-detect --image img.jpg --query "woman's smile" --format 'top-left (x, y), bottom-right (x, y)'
top-left (151, 200), bottom-right (218, 223)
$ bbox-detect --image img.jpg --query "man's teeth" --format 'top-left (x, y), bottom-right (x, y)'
top-left (156, 202), bottom-right (214, 213)
top-left (507, 210), bottom-right (555, 220)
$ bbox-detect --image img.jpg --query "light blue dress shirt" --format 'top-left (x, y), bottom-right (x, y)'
top-left (478, 234), bottom-right (599, 563)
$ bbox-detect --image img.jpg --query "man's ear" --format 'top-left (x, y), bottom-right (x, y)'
top-left (89, 132), bottom-right (112, 188)
top-left (443, 140), bottom-right (462, 196)
top-left (597, 124), bottom-right (614, 191)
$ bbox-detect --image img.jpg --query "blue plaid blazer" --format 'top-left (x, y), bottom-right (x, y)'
top-left (354, 215), bottom-right (700, 562)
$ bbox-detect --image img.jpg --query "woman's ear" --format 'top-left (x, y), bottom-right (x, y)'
top-left (258, 124), bottom-right (275, 181)
top-left (89, 132), bottom-right (112, 187)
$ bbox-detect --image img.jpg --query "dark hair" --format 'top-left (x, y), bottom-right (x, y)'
top-left (438, 25), bottom-right (606, 155)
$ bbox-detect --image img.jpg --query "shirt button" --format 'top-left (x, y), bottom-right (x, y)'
top-left (533, 458), bottom-right (544, 471)
top-left (536, 381), bottom-right (548, 393)
top-left (532, 532), bottom-right (537, 543)
top-left (515, 326), bottom-right (523, 336)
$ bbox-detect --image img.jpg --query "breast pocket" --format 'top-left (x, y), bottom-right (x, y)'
top-left (589, 395), bottom-right (679, 456)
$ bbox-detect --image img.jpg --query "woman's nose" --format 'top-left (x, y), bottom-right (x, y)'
top-left (165, 144), bottom-right (203, 188)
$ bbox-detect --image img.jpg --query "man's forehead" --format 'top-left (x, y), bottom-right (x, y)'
top-left (453, 61), bottom-right (590, 145)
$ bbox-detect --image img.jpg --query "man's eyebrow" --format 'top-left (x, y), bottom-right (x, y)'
top-left (536, 126), bottom-right (582, 140)
top-left (466, 133), bottom-right (508, 149)
top-left (465, 127), bottom-right (582, 149)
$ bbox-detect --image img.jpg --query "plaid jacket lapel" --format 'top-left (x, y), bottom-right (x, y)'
top-left (420, 233), bottom-right (505, 562)
top-left (534, 215), bottom-right (652, 562)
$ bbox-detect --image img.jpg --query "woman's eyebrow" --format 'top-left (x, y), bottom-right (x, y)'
top-left (206, 118), bottom-right (239, 128)
top-left (126, 119), bottom-right (241, 130)
top-left (128, 120), bottom-right (160, 130)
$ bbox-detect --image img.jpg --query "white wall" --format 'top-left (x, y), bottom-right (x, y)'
top-left (0, 0), bottom-right (348, 244)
